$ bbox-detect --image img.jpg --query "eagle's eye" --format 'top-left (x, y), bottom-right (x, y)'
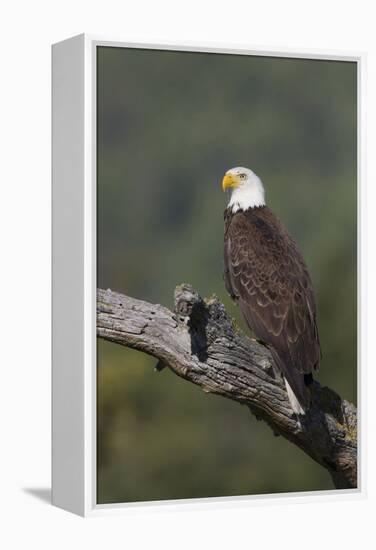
top-left (239, 173), bottom-right (247, 180)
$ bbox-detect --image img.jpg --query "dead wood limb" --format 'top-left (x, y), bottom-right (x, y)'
top-left (97, 284), bottom-right (357, 489)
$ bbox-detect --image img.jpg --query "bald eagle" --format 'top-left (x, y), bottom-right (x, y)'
top-left (222, 167), bottom-right (321, 414)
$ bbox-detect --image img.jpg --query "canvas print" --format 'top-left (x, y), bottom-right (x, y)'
top-left (96, 47), bottom-right (357, 504)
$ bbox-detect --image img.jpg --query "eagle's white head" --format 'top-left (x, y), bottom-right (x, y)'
top-left (222, 166), bottom-right (265, 212)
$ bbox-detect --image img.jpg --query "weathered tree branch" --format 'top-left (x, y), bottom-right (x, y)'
top-left (97, 284), bottom-right (357, 490)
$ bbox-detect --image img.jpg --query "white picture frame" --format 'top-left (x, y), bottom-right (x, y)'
top-left (52, 34), bottom-right (366, 517)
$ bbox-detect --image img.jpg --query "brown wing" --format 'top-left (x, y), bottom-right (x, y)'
top-left (224, 207), bottom-right (321, 385)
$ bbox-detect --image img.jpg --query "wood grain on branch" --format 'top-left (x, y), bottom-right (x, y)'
top-left (97, 284), bottom-right (357, 490)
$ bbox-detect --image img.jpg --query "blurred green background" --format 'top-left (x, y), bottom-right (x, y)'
top-left (96, 47), bottom-right (357, 504)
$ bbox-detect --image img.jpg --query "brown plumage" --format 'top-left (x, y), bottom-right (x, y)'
top-left (224, 205), bottom-right (321, 413)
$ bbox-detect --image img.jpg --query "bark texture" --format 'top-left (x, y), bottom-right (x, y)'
top-left (97, 284), bottom-right (357, 489)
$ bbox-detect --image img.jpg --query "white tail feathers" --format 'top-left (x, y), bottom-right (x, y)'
top-left (284, 377), bottom-right (305, 415)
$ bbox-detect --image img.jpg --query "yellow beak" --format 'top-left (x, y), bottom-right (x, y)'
top-left (222, 173), bottom-right (239, 191)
